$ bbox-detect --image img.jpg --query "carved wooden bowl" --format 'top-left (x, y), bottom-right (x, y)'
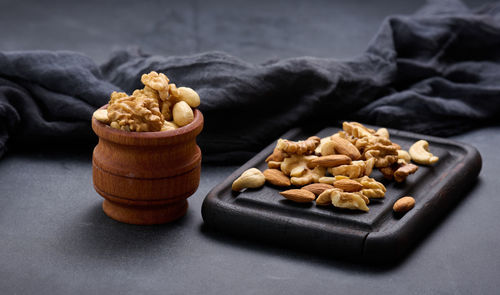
top-left (92, 106), bottom-right (204, 225)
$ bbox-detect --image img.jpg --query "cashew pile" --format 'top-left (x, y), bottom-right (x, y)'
top-left (232, 121), bottom-right (439, 213)
top-left (92, 71), bottom-right (200, 132)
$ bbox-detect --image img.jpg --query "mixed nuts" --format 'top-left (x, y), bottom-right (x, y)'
top-left (92, 71), bottom-right (200, 132)
top-left (232, 121), bottom-right (439, 214)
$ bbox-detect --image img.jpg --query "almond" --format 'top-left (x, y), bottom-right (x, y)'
top-left (393, 196), bottom-right (415, 213)
top-left (334, 179), bottom-right (363, 192)
top-left (301, 183), bottom-right (334, 196)
top-left (309, 155), bottom-right (352, 168)
top-left (263, 169), bottom-right (291, 187)
top-left (330, 136), bottom-right (361, 160)
top-left (279, 189), bottom-right (315, 203)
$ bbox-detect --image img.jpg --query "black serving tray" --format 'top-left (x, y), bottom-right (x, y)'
top-left (201, 127), bottom-right (482, 262)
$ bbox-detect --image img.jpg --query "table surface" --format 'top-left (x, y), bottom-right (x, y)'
top-left (1, 0), bottom-right (499, 294)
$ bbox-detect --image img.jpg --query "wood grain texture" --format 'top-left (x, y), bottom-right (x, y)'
top-left (92, 106), bottom-right (204, 225)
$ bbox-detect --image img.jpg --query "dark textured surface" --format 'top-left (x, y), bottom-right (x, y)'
top-left (1, 0), bottom-right (499, 294)
top-left (0, 128), bottom-right (499, 294)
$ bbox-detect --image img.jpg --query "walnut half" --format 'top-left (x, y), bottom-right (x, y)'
top-left (107, 95), bottom-right (164, 132)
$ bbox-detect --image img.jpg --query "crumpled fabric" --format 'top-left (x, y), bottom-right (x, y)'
top-left (1, 0), bottom-right (499, 162)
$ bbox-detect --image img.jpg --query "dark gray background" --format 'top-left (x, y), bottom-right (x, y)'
top-left (1, 0), bottom-right (499, 294)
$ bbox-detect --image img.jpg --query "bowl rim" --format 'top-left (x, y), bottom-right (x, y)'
top-left (92, 104), bottom-right (204, 145)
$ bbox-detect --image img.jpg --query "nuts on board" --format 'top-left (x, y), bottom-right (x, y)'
top-left (315, 136), bottom-right (332, 155)
top-left (235, 121), bottom-right (429, 213)
top-left (318, 176), bottom-right (336, 184)
top-left (319, 175), bottom-right (348, 184)
top-left (328, 159), bottom-right (374, 178)
top-left (319, 140), bottom-right (336, 156)
top-left (232, 168), bottom-right (266, 191)
top-left (276, 136), bottom-right (321, 155)
top-left (333, 179), bottom-right (363, 192)
top-left (409, 140), bottom-right (439, 165)
top-left (301, 183), bottom-right (334, 196)
top-left (397, 150), bottom-right (411, 164)
top-left (339, 122), bottom-right (402, 170)
top-left (309, 155), bottom-right (352, 168)
top-left (265, 148), bottom-right (287, 163)
top-left (365, 158), bottom-right (376, 176)
top-left (355, 176), bottom-right (386, 199)
top-left (360, 188), bottom-right (385, 199)
top-left (328, 136), bottom-right (361, 160)
top-left (265, 148), bottom-right (288, 169)
top-left (291, 166), bottom-right (326, 186)
top-left (317, 189), bottom-right (370, 212)
top-left (280, 155), bottom-right (316, 175)
top-left (362, 141), bottom-right (399, 168)
top-left (267, 161), bottom-right (282, 169)
top-left (375, 127), bottom-right (389, 139)
top-left (94, 71), bottom-right (200, 132)
top-left (364, 149), bottom-right (398, 168)
top-left (280, 189), bottom-right (316, 203)
top-left (316, 188), bottom-right (338, 205)
top-left (317, 189), bottom-right (370, 211)
top-left (393, 196), bottom-right (415, 213)
top-left (393, 163), bottom-right (419, 182)
top-left (263, 169), bottom-right (291, 187)
top-left (379, 165), bottom-right (396, 180)
top-left (280, 155), bottom-right (326, 186)
top-left (331, 190), bottom-right (370, 212)
top-left (343, 121), bottom-right (376, 138)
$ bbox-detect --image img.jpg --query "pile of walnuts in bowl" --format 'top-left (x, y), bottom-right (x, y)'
top-left (232, 122), bottom-right (439, 213)
top-left (93, 71), bottom-right (200, 132)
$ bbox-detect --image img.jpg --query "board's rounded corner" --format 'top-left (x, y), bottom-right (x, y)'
top-left (363, 225), bottom-right (407, 262)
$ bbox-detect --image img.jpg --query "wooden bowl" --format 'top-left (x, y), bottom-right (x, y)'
top-left (91, 106), bottom-right (204, 225)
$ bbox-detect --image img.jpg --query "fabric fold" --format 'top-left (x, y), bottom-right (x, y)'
top-left (0, 0), bottom-right (499, 162)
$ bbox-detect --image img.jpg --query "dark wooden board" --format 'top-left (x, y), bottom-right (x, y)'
top-left (201, 127), bottom-right (482, 262)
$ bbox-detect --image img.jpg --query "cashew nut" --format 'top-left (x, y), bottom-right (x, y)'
top-left (93, 109), bottom-right (109, 124)
top-left (172, 101), bottom-right (194, 126)
top-left (232, 168), bottom-right (266, 191)
top-left (160, 120), bottom-right (179, 132)
top-left (315, 136), bottom-right (332, 155)
top-left (375, 128), bottom-right (390, 139)
top-left (320, 140), bottom-right (336, 156)
top-left (177, 87), bottom-right (201, 108)
top-left (409, 140), bottom-right (439, 165)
